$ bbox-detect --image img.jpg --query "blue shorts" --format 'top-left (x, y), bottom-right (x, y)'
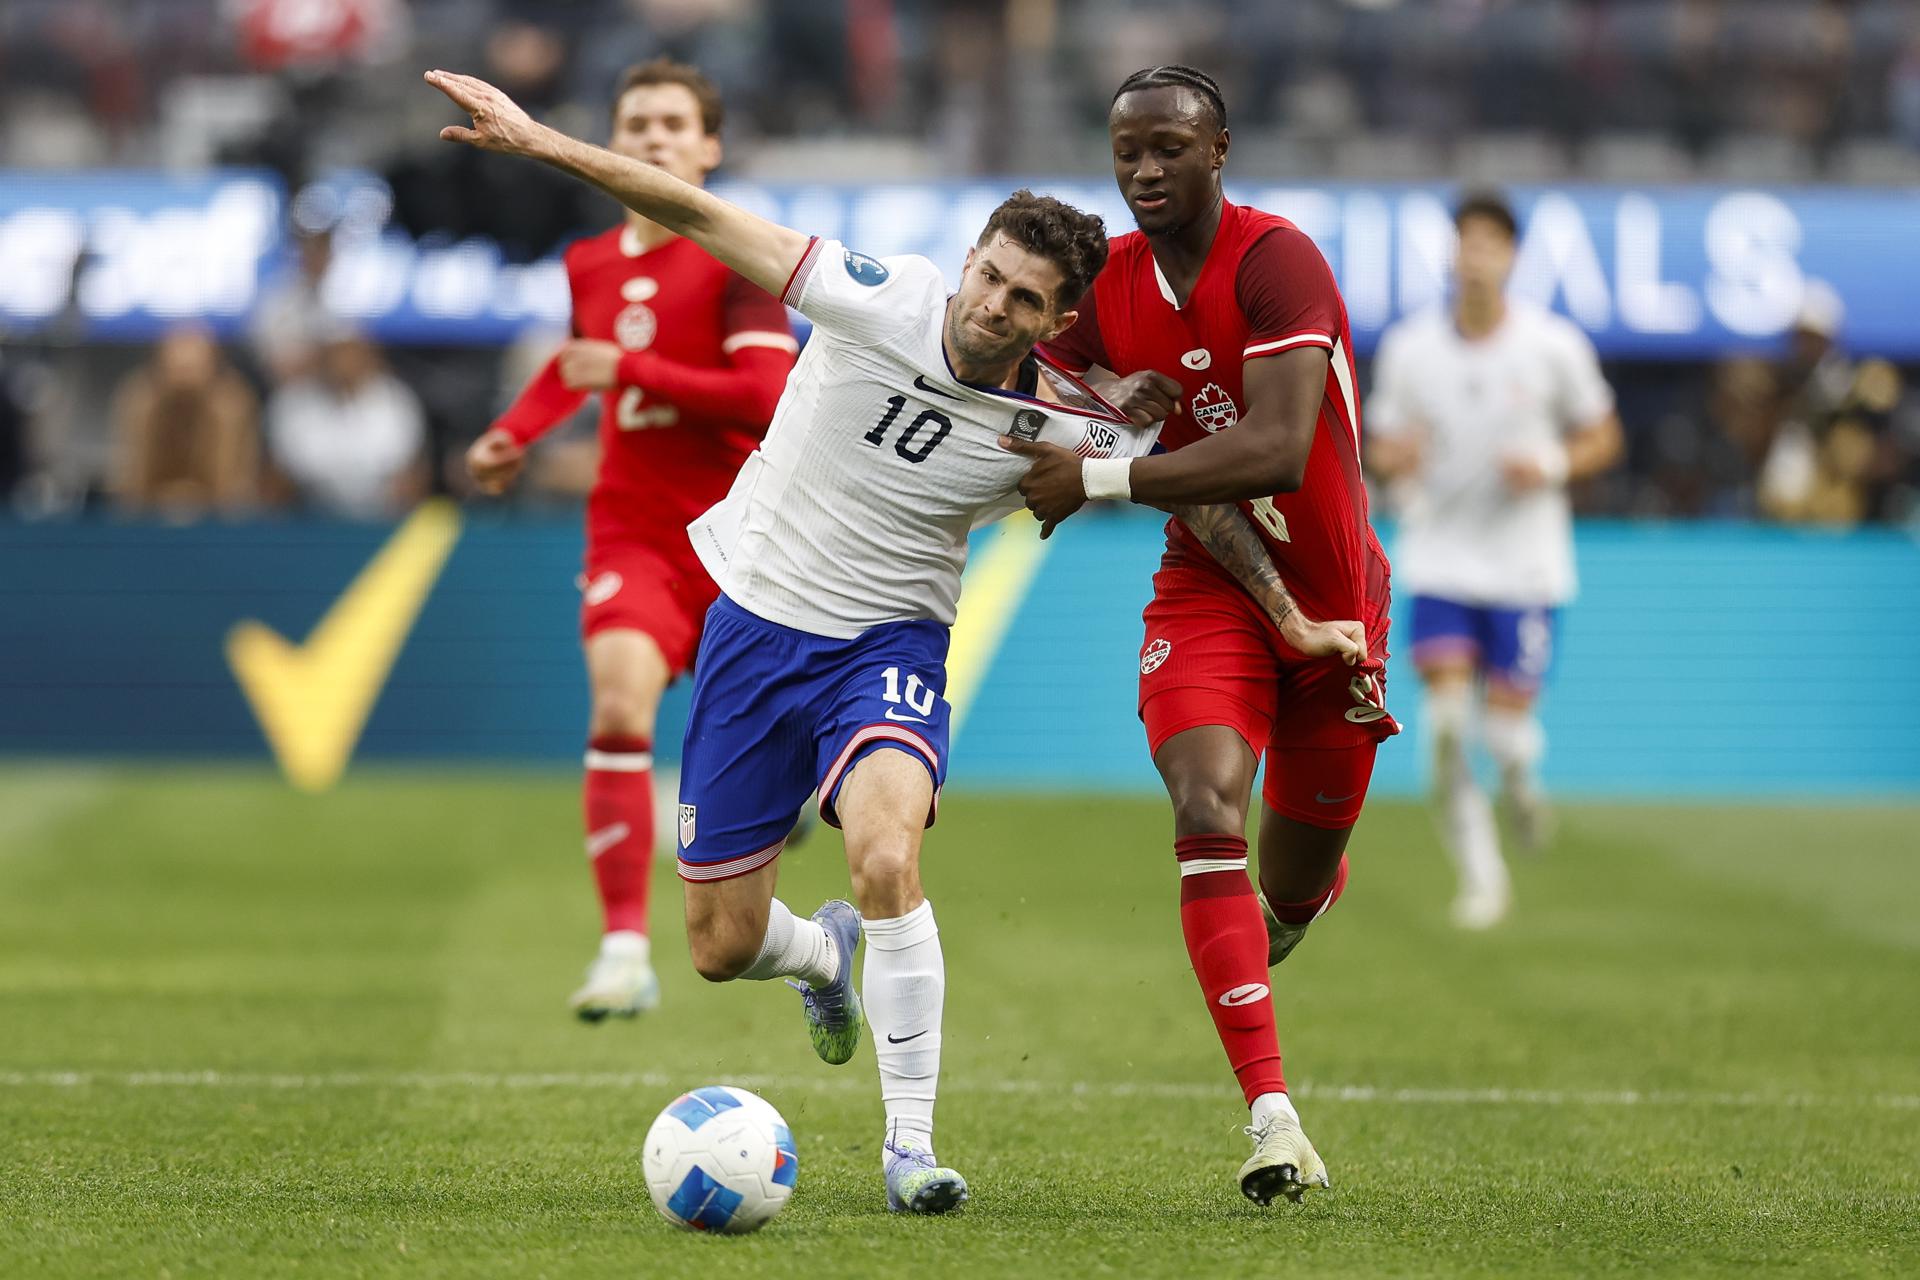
top-left (675, 594), bottom-right (951, 883)
top-left (1408, 595), bottom-right (1559, 691)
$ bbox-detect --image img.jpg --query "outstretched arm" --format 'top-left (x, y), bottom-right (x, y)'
top-left (1171, 502), bottom-right (1367, 666)
top-left (427, 70), bottom-right (809, 297)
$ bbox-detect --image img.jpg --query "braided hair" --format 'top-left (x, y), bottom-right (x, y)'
top-left (1110, 65), bottom-right (1227, 133)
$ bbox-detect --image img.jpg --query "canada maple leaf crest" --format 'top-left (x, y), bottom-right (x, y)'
top-left (1190, 382), bottom-right (1239, 433)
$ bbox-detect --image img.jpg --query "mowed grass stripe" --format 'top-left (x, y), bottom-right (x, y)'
top-left (3, 1070), bottom-right (1917, 1111)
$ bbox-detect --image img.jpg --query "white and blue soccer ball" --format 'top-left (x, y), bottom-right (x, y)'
top-left (643, 1086), bottom-right (797, 1234)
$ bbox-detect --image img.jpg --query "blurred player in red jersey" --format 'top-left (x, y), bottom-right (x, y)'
top-left (1009, 66), bottom-right (1396, 1204)
top-left (465, 60), bottom-right (798, 1022)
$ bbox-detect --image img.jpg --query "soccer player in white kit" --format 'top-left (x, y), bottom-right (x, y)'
top-left (1366, 192), bottom-right (1623, 930)
top-left (427, 67), bottom-right (1334, 1214)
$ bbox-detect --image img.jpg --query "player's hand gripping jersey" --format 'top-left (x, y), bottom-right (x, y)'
top-left (689, 239), bottom-right (1162, 639)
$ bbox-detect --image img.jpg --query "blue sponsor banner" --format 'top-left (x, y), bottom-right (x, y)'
top-left (3, 170), bottom-right (1918, 358)
top-left (0, 171), bottom-right (285, 342)
top-left (2, 514), bottom-right (1916, 798)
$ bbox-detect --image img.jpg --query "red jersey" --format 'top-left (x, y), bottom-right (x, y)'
top-left (494, 224), bottom-right (797, 554)
top-left (1043, 200), bottom-right (1389, 624)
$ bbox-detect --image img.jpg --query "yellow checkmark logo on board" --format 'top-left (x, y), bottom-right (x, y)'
top-left (226, 501), bottom-right (463, 793)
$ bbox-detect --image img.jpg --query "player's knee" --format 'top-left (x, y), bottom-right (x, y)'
top-left (589, 688), bottom-right (656, 741)
top-left (684, 927), bottom-right (756, 983)
top-left (1167, 777), bottom-right (1247, 837)
top-left (847, 842), bottom-right (919, 917)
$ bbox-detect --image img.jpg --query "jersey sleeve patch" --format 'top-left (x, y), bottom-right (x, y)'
top-left (790, 242), bottom-right (937, 349)
top-left (840, 249), bottom-right (890, 285)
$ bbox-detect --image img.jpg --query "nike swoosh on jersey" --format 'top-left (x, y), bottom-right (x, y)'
top-left (912, 373), bottom-right (964, 401)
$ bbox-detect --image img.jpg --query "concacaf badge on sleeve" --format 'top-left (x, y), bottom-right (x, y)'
top-left (841, 250), bottom-right (889, 285)
top-left (1009, 408), bottom-right (1046, 442)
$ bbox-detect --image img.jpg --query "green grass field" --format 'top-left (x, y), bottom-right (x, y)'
top-left (2, 765), bottom-right (1916, 1278)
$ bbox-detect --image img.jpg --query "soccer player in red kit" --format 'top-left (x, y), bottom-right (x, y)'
top-left (465, 60), bottom-right (797, 1021)
top-left (1009, 65), bottom-right (1397, 1204)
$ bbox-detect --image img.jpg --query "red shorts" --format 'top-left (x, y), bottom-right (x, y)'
top-left (1138, 552), bottom-right (1399, 830)
top-left (578, 540), bottom-right (719, 676)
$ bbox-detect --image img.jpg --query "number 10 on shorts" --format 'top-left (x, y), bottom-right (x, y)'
top-left (881, 666), bottom-right (938, 719)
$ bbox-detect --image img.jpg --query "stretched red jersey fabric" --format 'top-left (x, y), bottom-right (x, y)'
top-left (1043, 200), bottom-right (1389, 627)
top-left (493, 224), bottom-right (797, 559)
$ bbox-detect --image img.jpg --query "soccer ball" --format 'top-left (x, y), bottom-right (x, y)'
top-left (643, 1086), bottom-right (797, 1234)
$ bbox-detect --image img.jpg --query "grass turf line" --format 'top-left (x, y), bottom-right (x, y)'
top-left (0, 766), bottom-right (1916, 1278)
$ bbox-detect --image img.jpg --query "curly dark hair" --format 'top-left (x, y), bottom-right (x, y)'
top-left (976, 189), bottom-right (1109, 309)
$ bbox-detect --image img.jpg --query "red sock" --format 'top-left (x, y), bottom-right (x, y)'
top-left (1266, 853), bottom-right (1350, 925)
top-left (1176, 833), bottom-right (1285, 1104)
top-left (584, 735), bottom-right (654, 936)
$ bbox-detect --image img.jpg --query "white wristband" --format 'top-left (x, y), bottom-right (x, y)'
top-left (1082, 456), bottom-right (1134, 503)
top-left (1536, 440), bottom-right (1571, 485)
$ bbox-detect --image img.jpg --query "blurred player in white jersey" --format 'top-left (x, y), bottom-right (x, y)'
top-left (429, 67), bottom-right (1318, 1214)
top-left (1366, 192), bottom-right (1622, 929)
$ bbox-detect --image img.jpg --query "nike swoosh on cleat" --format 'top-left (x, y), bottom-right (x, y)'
top-left (913, 374), bottom-right (964, 401)
top-left (886, 1030), bottom-right (929, 1044)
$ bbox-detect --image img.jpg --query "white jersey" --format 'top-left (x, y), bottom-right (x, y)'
top-left (1367, 300), bottom-right (1613, 607)
top-left (689, 238), bottom-right (1160, 639)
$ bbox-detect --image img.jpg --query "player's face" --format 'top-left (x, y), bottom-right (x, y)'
top-left (948, 236), bottom-right (1076, 368)
top-left (1108, 88), bottom-right (1227, 237)
top-left (610, 84), bottom-right (722, 187)
top-left (1453, 215), bottom-right (1516, 295)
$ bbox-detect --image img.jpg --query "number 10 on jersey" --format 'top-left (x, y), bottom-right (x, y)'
top-left (881, 666), bottom-right (938, 717)
top-left (865, 395), bottom-right (952, 464)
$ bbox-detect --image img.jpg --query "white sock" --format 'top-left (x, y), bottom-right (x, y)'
top-left (1427, 688), bottom-right (1507, 898)
top-left (863, 900), bottom-right (943, 1158)
top-left (600, 930), bottom-right (648, 962)
top-left (1251, 1091), bottom-right (1298, 1131)
top-left (1482, 706), bottom-right (1545, 796)
top-left (738, 899), bottom-right (837, 985)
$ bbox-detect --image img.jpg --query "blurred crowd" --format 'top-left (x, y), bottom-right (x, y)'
top-left (1611, 289), bottom-right (1920, 523)
top-left (2, 224), bottom-right (1916, 527)
top-left (5, 0), bottom-right (1920, 188)
top-left (0, 218), bottom-right (586, 524)
top-left (3, 0), bottom-right (1920, 526)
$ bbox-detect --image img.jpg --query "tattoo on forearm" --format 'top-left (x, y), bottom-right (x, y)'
top-left (1171, 503), bottom-right (1298, 629)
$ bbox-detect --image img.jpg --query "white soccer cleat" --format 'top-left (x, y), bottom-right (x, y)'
top-left (569, 934), bottom-right (660, 1022)
top-left (1238, 1113), bottom-right (1331, 1205)
top-left (1450, 884), bottom-right (1512, 931)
